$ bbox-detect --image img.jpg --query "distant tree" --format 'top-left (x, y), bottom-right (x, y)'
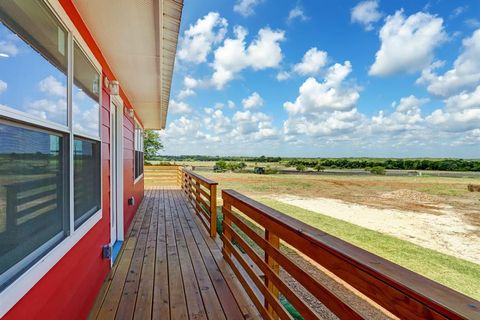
top-left (215, 160), bottom-right (227, 170)
top-left (238, 162), bottom-right (247, 170)
top-left (314, 163), bottom-right (325, 172)
top-left (296, 164), bottom-right (306, 172)
top-left (144, 130), bottom-right (163, 160)
top-left (370, 166), bottom-right (386, 175)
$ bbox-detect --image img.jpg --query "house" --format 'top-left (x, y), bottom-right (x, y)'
top-left (0, 0), bottom-right (182, 318)
top-left (1, 1), bottom-right (479, 320)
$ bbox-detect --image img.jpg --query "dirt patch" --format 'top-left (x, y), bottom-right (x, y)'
top-left (380, 189), bottom-right (443, 203)
top-left (273, 195), bottom-right (480, 265)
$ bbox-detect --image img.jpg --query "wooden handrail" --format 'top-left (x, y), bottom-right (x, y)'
top-left (221, 189), bottom-right (480, 320)
top-left (180, 167), bottom-right (218, 238)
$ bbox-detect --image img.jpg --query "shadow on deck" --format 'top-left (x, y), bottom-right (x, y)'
top-left (89, 187), bottom-right (259, 320)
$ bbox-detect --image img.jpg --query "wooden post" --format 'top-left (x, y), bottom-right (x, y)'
top-left (195, 180), bottom-right (201, 217)
top-left (209, 184), bottom-right (217, 238)
top-left (221, 200), bottom-right (232, 260)
top-left (265, 229), bottom-right (280, 319)
top-left (176, 166), bottom-right (181, 187)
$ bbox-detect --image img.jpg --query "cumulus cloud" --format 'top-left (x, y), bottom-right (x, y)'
top-left (38, 76), bottom-right (66, 97)
top-left (293, 47), bottom-right (328, 76)
top-left (427, 108), bottom-right (480, 132)
top-left (212, 26), bottom-right (285, 89)
top-left (417, 29), bottom-right (480, 97)
top-left (234, 0), bottom-right (263, 17)
top-left (169, 99), bottom-right (192, 114)
top-left (227, 100), bottom-right (236, 109)
top-left (0, 80), bottom-right (6, 94)
top-left (276, 71), bottom-right (290, 81)
top-left (284, 61), bottom-right (359, 114)
top-left (0, 40), bottom-right (19, 57)
top-left (369, 10), bottom-right (447, 76)
top-left (287, 5), bottom-right (309, 23)
top-left (177, 12), bottom-right (228, 64)
top-left (242, 92), bottom-right (264, 109)
top-left (371, 95), bottom-right (428, 133)
top-left (351, 0), bottom-right (383, 31)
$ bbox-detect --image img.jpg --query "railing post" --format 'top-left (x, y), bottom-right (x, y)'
top-left (176, 166), bottom-right (181, 187)
top-left (221, 196), bottom-right (232, 260)
top-left (195, 180), bottom-right (201, 217)
top-left (265, 229), bottom-right (280, 319)
top-left (209, 184), bottom-right (217, 238)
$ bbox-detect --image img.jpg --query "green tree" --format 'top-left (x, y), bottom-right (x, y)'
top-left (314, 163), bottom-right (325, 172)
top-left (370, 166), bottom-right (386, 175)
top-left (296, 164), bottom-right (306, 172)
top-left (144, 130), bottom-right (163, 160)
top-left (215, 160), bottom-right (227, 170)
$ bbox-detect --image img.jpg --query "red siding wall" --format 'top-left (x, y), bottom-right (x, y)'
top-left (3, 1), bottom-right (144, 319)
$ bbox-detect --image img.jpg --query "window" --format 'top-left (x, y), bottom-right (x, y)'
top-left (0, 0), bottom-right (101, 292)
top-left (0, 0), bottom-right (68, 126)
top-left (73, 42), bottom-right (100, 138)
top-left (134, 121), bottom-right (144, 180)
top-left (74, 138), bottom-right (100, 229)
top-left (0, 121), bottom-right (69, 291)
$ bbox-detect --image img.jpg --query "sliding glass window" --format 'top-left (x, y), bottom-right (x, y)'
top-left (0, 0), bottom-right (101, 290)
top-left (134, 121), bottom-right (144, 180)
top-left (0, 0), bottom-right (70, 290)
top-left (73, 42), bottom-right (101, 228)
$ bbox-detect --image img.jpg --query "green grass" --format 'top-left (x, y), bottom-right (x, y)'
top-left (256, 198), bottom-right (480, 300)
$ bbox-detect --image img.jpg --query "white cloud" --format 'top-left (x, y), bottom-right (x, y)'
top-left (450, 6), bottom-right (467, 19)
top-left (227, 100), bottom-right (236, 109)
top-left (293, 47), bottom-right (328, 76)
top-left (0, 40), bottom-right (19, 57)
top-left (0, 80), bottom-right (7, 94)
top-left (351, 0), bottom-right (383, 31)
top-left (38, 76), bottom-right (66, 97)
top-left (284, 61), bottom-right (359, 114)
top-left (212, 26), bottom-right (285, 89)
top-left (465, 19), bottom-right (480, 29)
top-left (169, 99), bottom-right (192, 114)
top-left (287, 5), bottom-right (308, 23)
top-left (177, 88), bottom-right (195, 99)
top-left (242, 92), bottom-right (264, 109)
top-left (177, 12), bottom-right (228, 64)
top-left (369, 10), bottom-right (447, 76)
top-left (234, 0), bottom-right (263, 17)
top-left (417, 29), bottom-right (480, 97)
top-left (427, 108), bottom-right (480, 132)
top-left (276, 71), bottom-right (290, 81)
top-left (28, 98), bottom-right (67, 124)
top-left (371, 95), bottom-right (428, 133)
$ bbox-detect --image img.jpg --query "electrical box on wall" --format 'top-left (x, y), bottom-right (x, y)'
top-left (102, 245), bottom-right (111, 260)
top-left (128, 196), bottom-right (135, 206)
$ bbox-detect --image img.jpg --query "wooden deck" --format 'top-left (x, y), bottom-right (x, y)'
top-left (89, 187), bottom-right (259, 320)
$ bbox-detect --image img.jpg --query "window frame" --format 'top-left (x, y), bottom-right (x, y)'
top-left (0, 0), bottom-right (103, 317)
top-left (133, 117), bottom-right (144, 184)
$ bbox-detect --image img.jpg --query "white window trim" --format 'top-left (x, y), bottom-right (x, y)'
top-left (134, 117), bottom-right (144, 184)
top-left (0, 0), bottom-right (104, 317)
top-left (0, 211), bottom-right (102, 318)
top-left (134, 173), bottom-right (144, 185)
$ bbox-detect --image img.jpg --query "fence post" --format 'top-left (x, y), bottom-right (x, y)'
top-left (209, 184), bottom-right (217, 238)
top-left (195, 180), bottom-right (202, 217)
top-left (221, 196), bottom-right (232, 260)
top-left (265, 229), bottom-right (280, 319)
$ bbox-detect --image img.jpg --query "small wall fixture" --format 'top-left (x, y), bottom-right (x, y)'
top-left (109, 80), bottom-right (119, 95)
top-left (128, 108), bottom-right (135, 118)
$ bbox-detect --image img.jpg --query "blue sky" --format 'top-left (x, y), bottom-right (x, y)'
top-left (162, 0), bottom-right (480, 158)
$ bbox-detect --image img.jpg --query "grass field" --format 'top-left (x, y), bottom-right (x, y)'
top-left (144, 167), bottom-right (480, 300)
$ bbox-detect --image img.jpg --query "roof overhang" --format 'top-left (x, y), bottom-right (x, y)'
top-left (72, 0), bottom-right (183, 129)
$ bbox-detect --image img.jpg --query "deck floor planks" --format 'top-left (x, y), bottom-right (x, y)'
top-left (90, 187), bottom-right (258, 320)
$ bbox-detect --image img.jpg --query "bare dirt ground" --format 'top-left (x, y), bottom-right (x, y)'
top-left (273, 193), bottom-right (480, 265)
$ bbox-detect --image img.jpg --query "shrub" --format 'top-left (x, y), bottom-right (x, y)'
top-left (370, 166), bottom-right (386, 175)
top-left (296, 164), bottom-right (307, 172)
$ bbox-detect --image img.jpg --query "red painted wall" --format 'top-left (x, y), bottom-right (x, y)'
top-left (3, 1), bottom-right (144, 319)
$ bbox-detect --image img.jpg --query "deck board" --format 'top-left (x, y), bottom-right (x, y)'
top-left (91, 187), bottom-right (258, 320)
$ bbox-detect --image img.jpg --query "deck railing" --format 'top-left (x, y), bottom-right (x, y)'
top-left (180, 167), bottom-right (218, 238)
top-left (144, 165), bottom-right (180, 185)
top-left (221, 189), bottom-right (480, 320)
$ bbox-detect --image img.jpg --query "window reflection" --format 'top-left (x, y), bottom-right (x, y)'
top-left (0, 0), bottom-right (68, 126)
top-left (0, 121), bottom-right (68, 290)
top-left (73, 42), bottom-right (100, 137)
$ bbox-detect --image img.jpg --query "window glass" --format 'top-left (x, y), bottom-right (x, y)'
top-left (0, 121), bottom-right (68, 290)
top-left (134, 122), bottom-right (144, 179)
top-left (0, 0), bottom-right (68, 126)
top-left (74, 138), bottom-right (100, 229)
top-left (73, 42), bottom-right (100, 137)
